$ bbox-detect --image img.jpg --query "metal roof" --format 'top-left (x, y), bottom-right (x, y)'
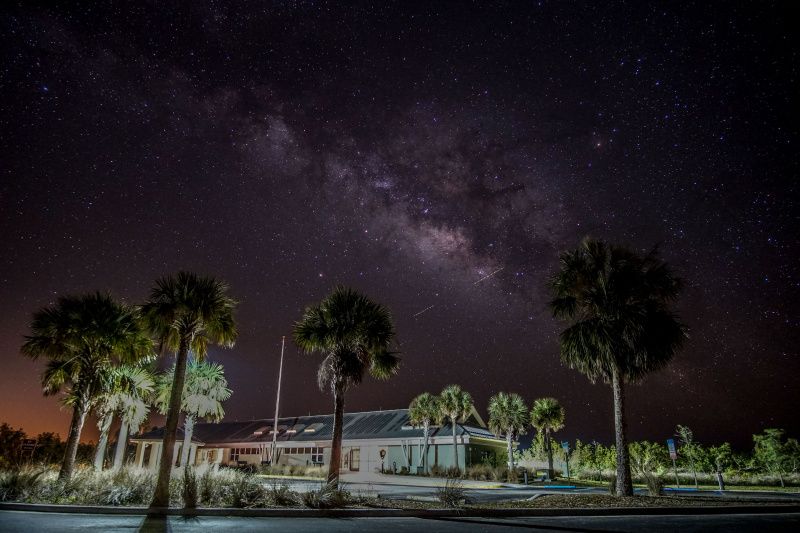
top-left (131, 408), bottom-right (503, 446)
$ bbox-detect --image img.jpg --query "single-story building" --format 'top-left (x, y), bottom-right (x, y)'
top-left (130, 407), bottom-right (508, 473)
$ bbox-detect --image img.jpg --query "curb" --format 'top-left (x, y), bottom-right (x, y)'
top-left (1, 502), bottom-right (799, 518)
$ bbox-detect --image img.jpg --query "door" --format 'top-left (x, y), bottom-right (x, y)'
top-left (349, 448), bottom-right (360, 471)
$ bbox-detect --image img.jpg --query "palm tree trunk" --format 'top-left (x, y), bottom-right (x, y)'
top-left (112, 420), bottom-right (129, 471)
top-left (506, 433), bottom-right (514, 471)
top-left (452, 419), bottom-right (459, 472)
top-left (180, 415), bottom-right (195, 467)
top-left (327, 380), bottom-right (346, 487)
top-left (422, 422), bottom-right (429, 474)
top-left (545, 428), bottom-right (554, 479)
top-left (612, 369), bottom-right (633, 496)
top-left (93, 410), bottom-right (114, 471)
top-left (60, 396), bottom-right (89, 480)
top-left (151, 339), bottom-right (189, 508)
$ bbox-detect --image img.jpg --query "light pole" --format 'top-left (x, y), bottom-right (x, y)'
top-left (270, 336), bottom-right (286, 465)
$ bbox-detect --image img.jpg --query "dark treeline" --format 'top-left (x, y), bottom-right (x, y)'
top-left (0, 422), bottom-right (94, 468)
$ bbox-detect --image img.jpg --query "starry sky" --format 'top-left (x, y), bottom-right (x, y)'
top-left (1, 1), bottom-right (798, 450)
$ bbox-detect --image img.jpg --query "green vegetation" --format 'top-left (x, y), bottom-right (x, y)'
top-left (21, 293), bottom-right (153, 480)
top-left (437, 384), bottom-right (474, 474)
top-left (549, 238), bottom-right (687, 496)
top-left (530, 397), bottom-right (565, 480)
top-left (408, 392), bottom-right (439, 474)
top-left (154, 360), bottom-right (232, 467)
top-left (293, 286), bottom-right (399, 488)
top-left (141, 272), bottom-right (238, 507)
top-left (487, 392), bottom-right (528, 476)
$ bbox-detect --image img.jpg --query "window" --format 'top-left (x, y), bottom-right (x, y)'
top-left (230, 449), bottom-right (239, 462)
top-left (312, 447), bottom-right (323, 463)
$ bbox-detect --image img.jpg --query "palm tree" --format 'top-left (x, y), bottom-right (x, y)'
top-left (293, 286), bottom-right (398, 487)
top-left (141, 272), bottom-right (237, 508)
top-left (408, 393), bottom-right (439, 474)
top-left (111, 367), bottom-right (154, 471)
top-left (21, 293), bottom-right (152, 479)
top-left (154, 360), bottom-right (231, 467)
top-left (437, 384), bottom-right (473, 473)
top-left (93, 363), bottom-right (155, 471)
top-left (549, 238), bottom-right (687, 496)
top-left (530, 397), bottom-right (565, 480)
top-left (487, 392), bottom-right (529, 473)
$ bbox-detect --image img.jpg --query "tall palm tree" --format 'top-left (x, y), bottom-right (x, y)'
top-left (408, 393), bottom-right (439, 474)
top-left (294, 286), bottom-right (398, 487)
top-left (93, 363), bottom-right (155, 471)
top-left (21, 293), bottom-right (152, 479)
top-left (549, 238), bottom-right (687, 496)
top-left (487, 392), bottom-right (529, 472)
top-left (530, 397), bottom-right (565, 480)
top-left (437, 384), bottom-right (473, 473)
top-left (111, 365), bottom-right (155, 471)
top-left (141, 272), bottom-right (237, 508)
top-left (154, 360), bottom-right (231, 467)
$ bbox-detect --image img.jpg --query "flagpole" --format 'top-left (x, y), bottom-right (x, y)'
top-left (270, 336), bottom-right (286, 465)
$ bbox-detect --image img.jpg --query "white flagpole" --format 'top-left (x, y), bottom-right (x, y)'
top-left (270, 336), bottom-right (286, 464)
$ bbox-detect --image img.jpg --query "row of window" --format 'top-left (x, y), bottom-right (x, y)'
top-left (231, 447), bottom-right (261, 455)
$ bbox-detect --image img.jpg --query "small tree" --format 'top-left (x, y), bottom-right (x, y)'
top-left (437, 385), bottom-right (473, 473)
top-left (487, 392), bottom-right (529, 472)
top-left (753, 428), bottom-right (790, 487)
top-left (408, 393), bottom-right (439, 474)
top-left (530, 398), bottom-right (565, 480)
top-left (676, 425), bottom-right (700, 488)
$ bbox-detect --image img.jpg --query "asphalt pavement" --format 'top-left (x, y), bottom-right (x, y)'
top-left (1, 510), bottom-right (799, 532)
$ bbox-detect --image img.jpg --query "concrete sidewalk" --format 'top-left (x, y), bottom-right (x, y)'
top-left (339, 472), bottom-right (504, 489)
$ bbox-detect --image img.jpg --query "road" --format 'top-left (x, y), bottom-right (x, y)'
top-left (270, 478), bottom-right (800, 504)
top-left (1, 510), bottom-right (799, 532)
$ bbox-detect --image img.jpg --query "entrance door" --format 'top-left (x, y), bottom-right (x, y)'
top-left (349, 448), bottom-right (360, 471)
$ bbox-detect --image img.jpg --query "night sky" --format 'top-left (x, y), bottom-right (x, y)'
top-left (1, 2), bottom-right (798, 450)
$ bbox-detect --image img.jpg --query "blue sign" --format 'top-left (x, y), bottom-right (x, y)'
top-left (666, 438), bottom-right (677, 460)
top-left (561, 441), bottom-right (570, 451)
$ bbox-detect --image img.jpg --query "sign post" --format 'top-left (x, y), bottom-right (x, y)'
top-left (667, 438), bottom-right (680, 488)
top-left (561, 441), bottom-right (570, 481)
top-left (21, 438), bottom-right (37, 463)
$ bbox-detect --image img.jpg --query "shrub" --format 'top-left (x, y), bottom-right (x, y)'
top-left (265, 480), bottom-right (297, 506)
top-left (0, 468), bottom-right (45, 501)
top-left (445, 466), bottom-right (461, 478)
top-left (436, 477), bottom-right (466, 508)
top-left (301, 481), bottom-right (350, 509)
top-left (645, 475), bottom-right (664, 496)
top-left (199, 466), bottom-right (218, 506)
top-left (226, 472), bottom-right (265, 508)
top-left (465, 464), bottom-right (492, 481)
top-left (183, 466), bottom-right (198, 509)
top-left (97, 468), bottom-right (155, 506)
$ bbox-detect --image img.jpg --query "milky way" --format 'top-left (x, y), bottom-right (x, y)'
top-left (1, 2), bottom-right (797, 448)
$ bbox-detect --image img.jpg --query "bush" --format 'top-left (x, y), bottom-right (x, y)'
top-left (0, 468), bottom-right (45, 501)
top-left (445, 466), bottom-right (461, 478)
top-left (301, 481), bottom-right (350, 509)
top-left (265, 480), bottom-right (297, 506)
top-left (645, 474), bottom-right (664, 496)
top-left (200, 466), bottom-right (218, 506)
top-left (225, 472), bottom-right (265, 508)
top-left (465, 464), bottom-right (492, 481)
top-left (182, 466), bottom-right (198, 509)
top-left (436, 477), bottom-right (466, 507)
